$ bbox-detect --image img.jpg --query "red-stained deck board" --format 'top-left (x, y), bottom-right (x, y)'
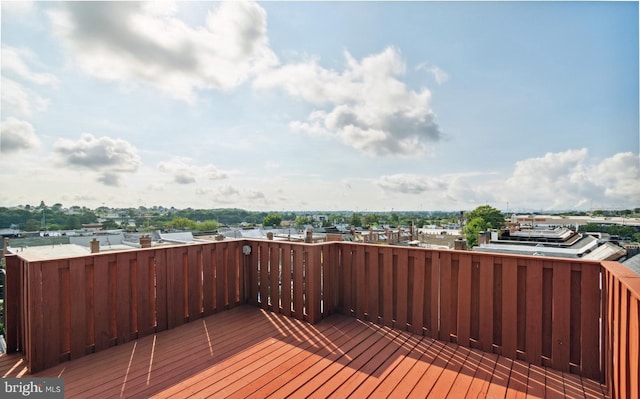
top-left (486, 354), bottom-right (514, 399)
top-left (0, 306), bottom-right (608, 399)
top-left (446, 345), bottom-right (481, 398)
top-left (505, 359), bottom-right (529, 399)
top-left (427, 344), bottom-right (471, 398)
top-left (407, 341), bottom-right (458, 398)
top-left (526, 364), bottom-right (546, 398)
top-left (226, 316), bottom-right (360, 399)
top-left (464, 350), bottom-right (499, 398)
top-left (293, 325), bottom-right (400, 398)
top-left (350, 332), bottom-right (424, 398)
top-left (255, 318), bottom-right (384, 399)
top-left (323, 330), bottom-right (413, 398)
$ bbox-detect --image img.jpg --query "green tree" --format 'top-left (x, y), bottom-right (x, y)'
top-left (464, 217), bottom-right (490, 247)
top-left (263, 213), bottom-right (282, 227)
top-left (195, 220), bottom-right (219, 231)
top-left (327, 214), bottom-right (344, 225)
top-left (389, 213), bottom-right (400, 225)
top-left (24, 219), bottom-right (40, 231)
top-left (64, 215), bottom-right (81, 230)
top-left (294, 216), bottom-right (314, 227)
top-left (349, 213), bottom-right (362, 227)
top-left (465, 205), bottom-right (505, 230)
top-left (167, 217), bottom-right (196, 230)
top-left (606, 225), bottom-right (637, 239)
top-left (462, 205), bottom-right (504, 247)
top-left (580, 223), bottom-right (602, 232)
top-left (363, 213), bottom-right (378, 227)
top-left (101, 219), bottom-right (119, 230)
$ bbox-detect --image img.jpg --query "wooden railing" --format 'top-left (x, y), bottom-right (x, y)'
top-left (4, 241), bottom-right (245, 373)
top-left (602, 260), bottom-right (640, 399)
top-left (333, 243), bottom-right (603, 380)
top-left (4, 239), bottom-right (639, 398)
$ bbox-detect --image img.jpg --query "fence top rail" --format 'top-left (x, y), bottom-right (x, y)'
top-left (601, 260), bottom-right (640, 298)
top-left (330, 240), bottom-right (605, 263)
top-left (6, 238), bottom-right (611, 266)
top-left (5, 239), bottom-right (246, 263)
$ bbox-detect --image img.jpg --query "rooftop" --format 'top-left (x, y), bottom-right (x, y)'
top-left (0, 306), bottom-right (608, 398)
top-left (2, 240), bottom-right (637, 399)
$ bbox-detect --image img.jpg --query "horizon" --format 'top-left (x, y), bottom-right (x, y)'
top-left (1, 1), bottom-right (639, 212)
top-left (3, 202), bottom-right (639, 216)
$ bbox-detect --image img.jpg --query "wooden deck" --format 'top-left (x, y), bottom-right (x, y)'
top-left (1, 306), bottom-right (608, 398)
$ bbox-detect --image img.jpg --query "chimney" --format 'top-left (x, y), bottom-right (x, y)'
top-left (477, 231), bottom-right (491, 246)
top-left (90, 238), bottom-right (100, 253)
top-left (2, 237), bottom-right (9, 261)
top-left (267, 232), bottom-right (274, 240)
top-left (454, 239), bottom-right (468, 251)
top-left (140, 235), bottom-right (152, 248)
top-left (305, 229), bottom-right (313, 243)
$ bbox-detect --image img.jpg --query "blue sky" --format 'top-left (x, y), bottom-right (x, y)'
top-left (1, 1), bottom-right (638, 212)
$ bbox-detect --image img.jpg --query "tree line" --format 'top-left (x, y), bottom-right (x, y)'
top-left (0, 203), bottom-right (463, 232)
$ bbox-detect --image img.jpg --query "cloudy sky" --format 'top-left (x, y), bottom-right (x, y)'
top-left (1, 1), bottom-right (638, 212)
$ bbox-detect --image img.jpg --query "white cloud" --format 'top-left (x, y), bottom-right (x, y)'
top-left (98, 172), bottom-right (122, 187)
top-left (48, 1), bottom-right (277, 103)
top-left (255, 47), bottom-right (442, 157)
top-left (0, 117), bottom-right (41, 154)
top-left (377, 174), bottom-right (447, 194)
top-left (416, 62), bottom-right (449, 85)
top-left (498, 149), bottom-right (640, 210)
top-left (157, 157), bottom-right (228, 184)
top-left (1, 1), bottom-right (34, 15)
top-left (372, 150), bottom-right (640, 211)
top-left (593, 152), bottom-right (640, 199)
top-left (197, 184), bottom-right (266, 206)
top-left (1, 45), bottom-right (59, 86)
top-left (1, 77), bottom-right (50, 116)
top-left (53, 133), bottom-right (141, 186)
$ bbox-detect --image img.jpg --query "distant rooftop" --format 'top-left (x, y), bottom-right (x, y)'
top-left (622, 253), bottom-right (640, 275)
top-left (8, 244), bottom-right (100, 261)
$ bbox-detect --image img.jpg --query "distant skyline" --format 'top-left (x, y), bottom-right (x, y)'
top-left (1, 1), bottom-right (638, 212)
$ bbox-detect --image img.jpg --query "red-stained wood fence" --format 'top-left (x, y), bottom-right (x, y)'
top-left (4, 241), bottom-right (244, 373)
top-left (601, 260), bottom-right (640, 399)
top-left (333, 243), bottom-right (603, 381)
top-left (3, 239), bottom-right (639, 399)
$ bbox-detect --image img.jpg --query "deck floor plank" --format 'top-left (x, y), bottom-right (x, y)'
top-left (462, 350), bottom-right (499, 399)
top-left (526, 364), bottom-right (547, 398)
top-left (505, 359), bottom-right (530, 399)
top-left (262, 323), bottom-right (380, 398)
top-left (223, 316), bottom-right (359, 399)
top-left (446, 345), bottom-right (481, 398)
top-left (348, 332), bottom-right (424, 398)
top-left (407, 341), bottom-right (458, 398)
top-left (0, 306), bottom-right (608, 399)
top-left (487, 354), bottom-right (514, 399)
top-left (323, 329), bottom-right (410, 398)
top-left (545, 364), bottom-right (568, 399)
top-left (294, 325), bottom-right (399, 398)
top-left (366, 336), bottom-right (435, 398)
top-left (427, 344), bottom-right (471, 398)
top-left (564, 371), bottom-right (587, 399)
